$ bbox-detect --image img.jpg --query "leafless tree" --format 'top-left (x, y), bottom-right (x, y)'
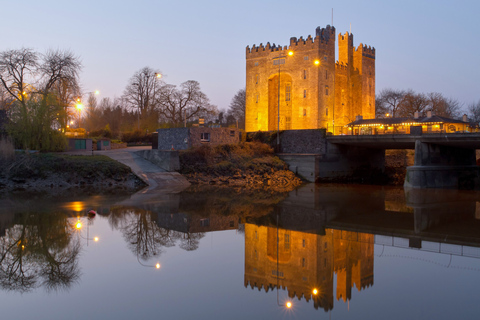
top-left (375, 88), bottom-right (405, 118)
top-left (426, 92), bottom-right (462, 118)
top-left (468, 100), bottom-right (480, 124)
top-left (156, 80), bottom-right (217, 126)
top-left (39, 49), bottom-right (81, 97)
top-left (397, 90), bottom-right (429, 117)
top-left (123, 67), bottom-right (162, 117)
top-left (0, 48), bottom-right (38, 107)
top-left (226, 88), bottom-right (246, 129)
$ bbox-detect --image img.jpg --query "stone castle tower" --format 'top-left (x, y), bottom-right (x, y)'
top-left (245, 25), bottom-right (375, 134)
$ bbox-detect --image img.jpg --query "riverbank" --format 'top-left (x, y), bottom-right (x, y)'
top-left (179, 142), bottom-right (303, 192)
top-left (0, 153), bottom-right (146, 193)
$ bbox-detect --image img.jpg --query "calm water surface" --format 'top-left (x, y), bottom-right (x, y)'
top-left (1, 184), bottom-right (480, 319)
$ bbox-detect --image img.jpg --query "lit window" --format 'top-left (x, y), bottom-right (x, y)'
top-left (200, 133), bottom-right (210, 142)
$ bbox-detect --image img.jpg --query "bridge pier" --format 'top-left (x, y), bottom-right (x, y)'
top-left (405, 140), bottom-right (480, 189)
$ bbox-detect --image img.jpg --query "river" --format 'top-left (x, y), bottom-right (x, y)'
top-left (1, 184), bottom-right (479, 319)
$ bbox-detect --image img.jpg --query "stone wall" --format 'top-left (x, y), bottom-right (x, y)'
top-left (189, 127), bottom-right (242, 148)
top-left (279, 129), bottom-right (326, 154)
top-left (157, 128), bottom-right (190, 150)
top-left (156, 127), bottom-right (243, 150)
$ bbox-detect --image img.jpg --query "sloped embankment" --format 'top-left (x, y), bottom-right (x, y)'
top-left (0, 153), bottom-right (146, 192)
top-left (179, 142), bottom-right (302, 192)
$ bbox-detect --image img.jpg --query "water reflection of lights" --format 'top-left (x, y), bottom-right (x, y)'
top-left (276, 214), bottom-right (293, 310)
top-left (73, 218), bottom-right (99, 246)
top-left (136, 254), bottom-right (161, 269)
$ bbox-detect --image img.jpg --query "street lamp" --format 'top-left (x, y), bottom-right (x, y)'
top-left (73, 90), bottom-right (99, 129)
top-left (273, 50), bottom-right (293, 147)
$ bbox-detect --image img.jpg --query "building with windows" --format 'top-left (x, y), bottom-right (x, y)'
top-left (347, 112), bottom-right (470, 135)
top-left (245, 25), bottom-right (375, 135)
top-left (155, 127), bottom-right (242, 150)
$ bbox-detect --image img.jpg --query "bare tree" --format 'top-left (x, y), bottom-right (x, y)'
top-left (0, 48), bottom-right (38, 107)
top-left (226, 88), bottom-right (246, 129)
top-left (468, 100), bottom-right (480, 125)
top-left (122, 67), bottom-right (162, 126)
top-left (157, 80), bottom-right (216, 127)
top-left (39, 49), bottom-right (81, 97)
top-left (427, 92), bottom-right (462, 118)
top-left (397, 91), bottom-right (429, 117)
top-left (375, 88), bottom-right (405, 118)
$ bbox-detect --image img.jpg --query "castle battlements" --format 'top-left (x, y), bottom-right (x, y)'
top-left (355, 44), bottom-right (376, 59)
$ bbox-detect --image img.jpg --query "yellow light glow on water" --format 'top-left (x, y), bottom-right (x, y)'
top-left (75, 221), bottom-right (82, 229)
top-left (156, 263), bottom-right (161, 269)
top-left (94, 237), bottom-right (99, 242)
top-left (313, 288), bottom-right (318, 295)
top-left (286, 301), bottom-right (292, 308)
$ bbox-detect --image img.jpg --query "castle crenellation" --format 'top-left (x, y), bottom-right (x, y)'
top-left (245, 24), bottom-right (375, 133)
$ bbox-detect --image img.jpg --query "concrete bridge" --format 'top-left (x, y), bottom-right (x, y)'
top-left (278, 132), bottom-right (480, 189)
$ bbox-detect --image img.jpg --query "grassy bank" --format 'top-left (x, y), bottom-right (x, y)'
top-left (0, 153), bottom-right (146, 192)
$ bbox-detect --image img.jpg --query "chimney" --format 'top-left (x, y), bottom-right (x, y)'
top-left (355, 115), bottom-right (363, 121)
top-left (463, 114), bottom-right (468, 122)
top-left (414, 111), bottom-right (419, 119)
top-left (426, 111), bottom-right (432, 118)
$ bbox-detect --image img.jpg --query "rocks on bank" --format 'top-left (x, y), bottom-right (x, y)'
top-left (179, 142), bottom-right (302, 192)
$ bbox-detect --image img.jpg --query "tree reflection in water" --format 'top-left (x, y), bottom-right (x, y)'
top-left (0, 212), bottom-right (81, 293)
top-left (112, 207), bottom-right (205, 263)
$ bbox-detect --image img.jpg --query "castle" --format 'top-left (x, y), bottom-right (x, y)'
top-left (245, 25), bottom-right (375, 134)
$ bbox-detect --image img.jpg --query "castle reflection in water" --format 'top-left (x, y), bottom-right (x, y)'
top-left (1, 183), bottom-right (480, 313)
top-left (244, 225), bottom-right (373, 311)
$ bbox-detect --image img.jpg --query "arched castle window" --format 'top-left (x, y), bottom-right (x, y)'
top-left (303, 69), bottom-right (307, 79)
top-left (285, 84), bottom-right (291, 101)
top-left (325, 85), bottom-right (329, 95)
top-left (303, 89), bottom-right (307, 98)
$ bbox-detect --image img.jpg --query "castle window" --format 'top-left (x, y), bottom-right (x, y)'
top-left (303, 108), bottom-right (307, 117)
top-left (256, 94), bottom-right (259, 103)
top-left (303, 89), bottom-right (307, 98)
top-left (285, 84), bottom-right (291, 101)
top-left (303, 69), bottom-right (307, 79)
top-left (326, 107), bottom-right (328, 116)
top-left (302, 239), bottom-right (306, 247)
top-left (200, 133), bottom-right (210, 142)
top-left (273, 59), bottom-right (285, 65)
top-left (255, 74), bottom-right (259, 84)
top-left (254, 62), bottom-right (259, 66)
top-left (304, 56), bottom-right (309, 60)
top-left (284, 233), bottom-right (290, 250)
top-left (325, 85), bottom-right (329, 95)
top-left (302, 258), bottom-right (306, 268)
top-left (324, 56), bottom-right (327, 61)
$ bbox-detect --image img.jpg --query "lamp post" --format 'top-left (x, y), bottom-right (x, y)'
top-left (273, 51), bottom-right (293, 147)
top-left (74, 90), bottom-right (99, 129)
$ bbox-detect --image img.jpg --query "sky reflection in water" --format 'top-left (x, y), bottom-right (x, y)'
top-left (1, 184), bottom-right (480, 319)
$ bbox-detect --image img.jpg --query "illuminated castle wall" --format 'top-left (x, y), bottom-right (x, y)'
top-left (244, 225), bottom-right (374, 311)
top-left (245, 25), bottom-right (375, 134)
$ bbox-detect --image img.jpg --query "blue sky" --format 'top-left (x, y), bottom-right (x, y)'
top-left (2, 0), bottom-right (479, 111)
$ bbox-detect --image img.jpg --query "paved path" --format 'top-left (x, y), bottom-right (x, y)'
top-left (66, 146), bottom-right (190, 193)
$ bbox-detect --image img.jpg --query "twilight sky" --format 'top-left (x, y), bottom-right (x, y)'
top-left (2, 0), bottom-right (479, 112)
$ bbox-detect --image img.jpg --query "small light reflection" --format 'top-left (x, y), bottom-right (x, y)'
top-left (94, 237), bottom-right (99, 242)
top-left (312, 288), bottom-right (318, 295)
top-left (155, 263), bottom-right (161, 269)
top-left (75, 221), bottom-right (82, 229)
top-left (286, 301), bottom-right (292, 309)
